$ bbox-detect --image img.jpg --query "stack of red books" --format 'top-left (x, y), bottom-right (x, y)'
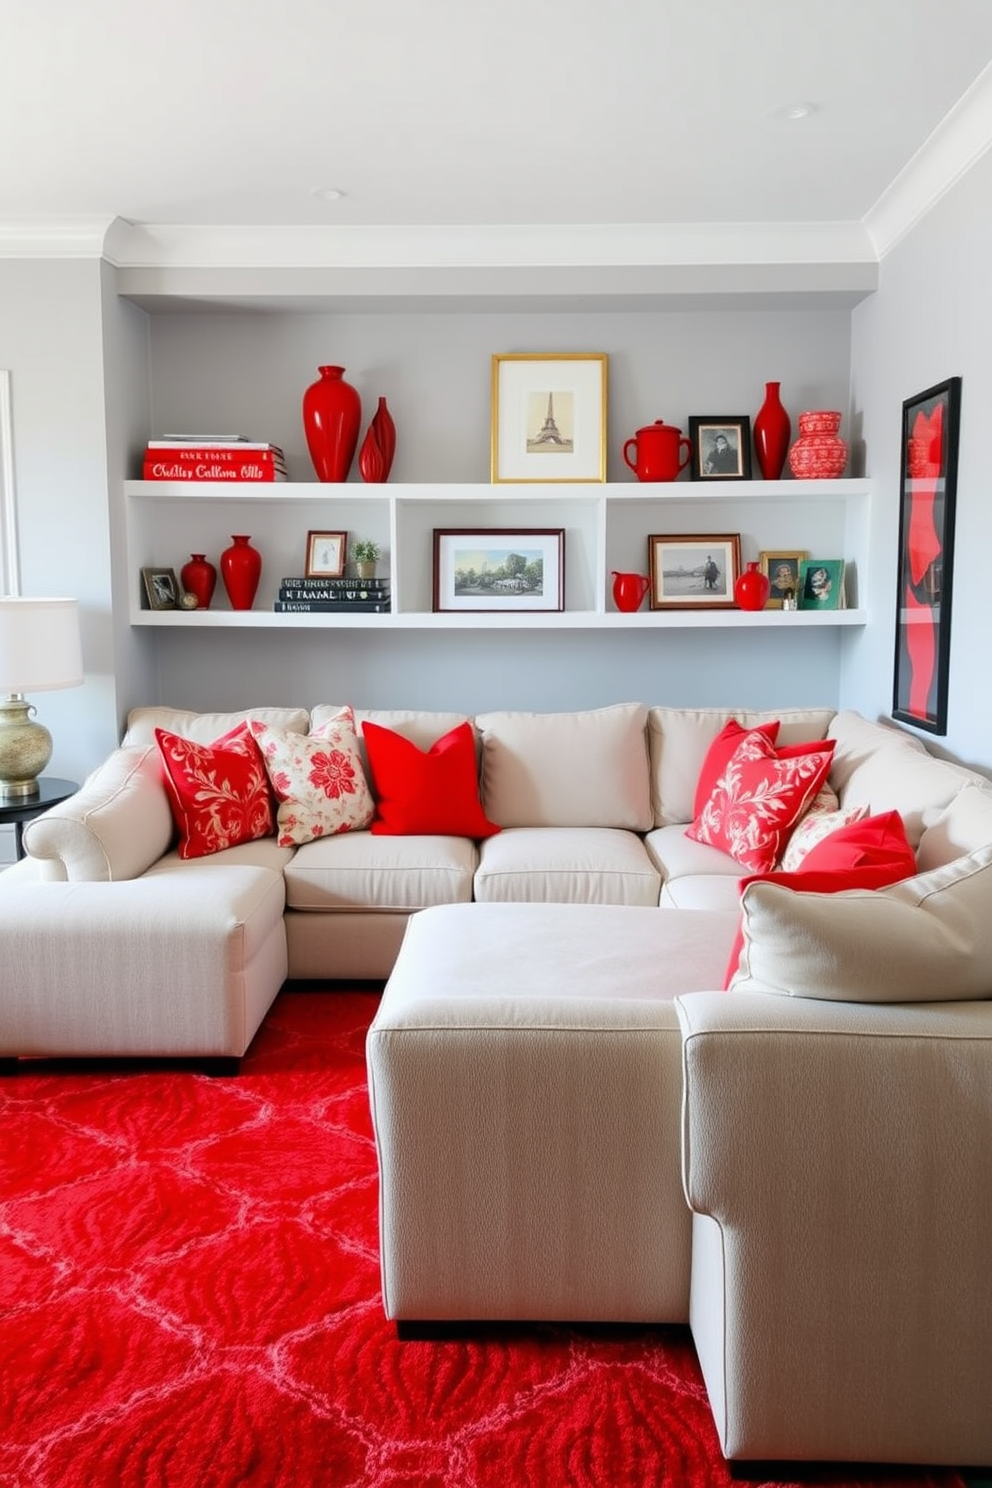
top-left (142, 436), bottom-right (287, 482)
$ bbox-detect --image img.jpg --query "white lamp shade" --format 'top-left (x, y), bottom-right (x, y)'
top-left (0, 597), bottom-right (84, 693)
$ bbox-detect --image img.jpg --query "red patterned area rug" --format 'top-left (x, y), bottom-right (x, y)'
top-left (0, 990), bottom-right (966, 1488)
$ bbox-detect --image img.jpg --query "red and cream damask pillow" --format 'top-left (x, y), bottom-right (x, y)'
top-left (686, 729), bottom-right (834, 874)
top-left (250, 708), bottom-right (374, 846)
top-left (778, 796), bottom-right (869, 872)
top-left (155, 723), bottom-right (275, 859)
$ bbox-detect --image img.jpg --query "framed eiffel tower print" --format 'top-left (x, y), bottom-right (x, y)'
top-left (491, 353), bottom-right (608, 483)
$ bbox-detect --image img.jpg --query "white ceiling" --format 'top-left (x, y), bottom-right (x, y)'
top-left (3, 0), bottom-right (992, 247)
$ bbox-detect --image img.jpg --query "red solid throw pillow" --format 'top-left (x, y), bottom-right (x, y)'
top-left (692, 719), bottom-right (780, 821)
top-left (362, 720), bottom-right (501, 838)
top-left (687, 729), bottom-right (834, 874)
top-left (722, 810), bottom-right (917, 987)
top-left (155, 722), bottom-right (275, 859)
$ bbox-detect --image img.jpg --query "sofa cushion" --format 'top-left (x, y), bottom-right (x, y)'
top-left (318, 707), bottom-right (477, 781)
top-left (22, 744), bottom-right (174, 882)
top-left (779, 799), bottom-right (868, 871)
top-left (124, 705), bottom-right (310, 747)
top-left (687, 731), bottom-right (834, 873)
top-left (251, 709), bottom-right (375, 847)
top-left (916, 782), bottom-right (992, 871)
top-left (284, 832), bottom-right (477, 912)
top-left (648, 706), bottom-right (835, 826)
top-left (730, 843), bottom-right (992, 1003)
top-left (362, 720), bottom-right (500, 838)
top-left (155, 724), bottom-right (276, 859)
top-left (474, 826), bottom-right (661, 906)
top-left (476, 703), bottom-right (652, 830)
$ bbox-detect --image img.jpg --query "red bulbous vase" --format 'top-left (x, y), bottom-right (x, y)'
top-left (180, 553), bottom-right (217, 610)
top-left (220, 535), bottom-right (262, 611)
top-left (788, 410), bottom-right (848, 479)
top-left (753, 381), bottom-right (791, 480)
top-left (359, 396), bottom-right (396, 483)
top-left (735, 560), bottom-right (771, 612)
top-left (302, 365), bottom-right (362, 483)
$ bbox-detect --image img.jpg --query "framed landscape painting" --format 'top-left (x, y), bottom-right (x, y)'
top-left (892, 375), bottom-right (961, 735)
top-left (433, 527), bottom-right (565, 612)
top-left (648, 534), bottom-right (741, 610)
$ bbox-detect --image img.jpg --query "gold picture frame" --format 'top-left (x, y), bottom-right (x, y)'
top-left (758, 549), bottom-right (808, 610)
top-left (491, 353), bottom-right (607, 484)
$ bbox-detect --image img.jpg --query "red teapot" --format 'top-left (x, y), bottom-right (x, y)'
top-left (623, 419), bottom-right (692, 482)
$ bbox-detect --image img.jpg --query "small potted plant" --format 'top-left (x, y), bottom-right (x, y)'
top-left (352, 539), bottom-right (381, 580)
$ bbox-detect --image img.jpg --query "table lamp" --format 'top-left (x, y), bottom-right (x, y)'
top-left (0, 597), bottom-right (83, 800)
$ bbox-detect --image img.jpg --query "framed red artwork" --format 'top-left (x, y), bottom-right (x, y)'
top-left (892, 376), bottom-right (961, 736)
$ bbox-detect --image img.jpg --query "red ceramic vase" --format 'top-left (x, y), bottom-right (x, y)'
top-left (220, 535), bottom-right (262, 611)
top-left (788, 410), bottom-right (848, 479)
top-left (302, 365), bottom-right (362, 483)
top-left (753, 381), bottom-right (791, 480)
top-left (734, 560), bottom-right (771, 612)
top-left (180, 553), bottom-right (217, 610)
top-left (358, 395), bottom-right (396, 484)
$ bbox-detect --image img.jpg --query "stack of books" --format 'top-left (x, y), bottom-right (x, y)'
top-left (143, 435), bottom-right (287, 482)
top-left (274, 576), bottom-right (391, 614)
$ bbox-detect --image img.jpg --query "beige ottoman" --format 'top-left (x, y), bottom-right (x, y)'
top-left (366, 900), bottom-right (738, 1325)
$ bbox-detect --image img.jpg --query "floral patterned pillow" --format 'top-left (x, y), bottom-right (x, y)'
top-left (155, 723), bottom-right (275, 859)
top-left (686, 730), bottom-right (834, 874)
top-left (250, 708), bottom-right (374, 847)
top-left (779, 798), bottom-right (869, 872)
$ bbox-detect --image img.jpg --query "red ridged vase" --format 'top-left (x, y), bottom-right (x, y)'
top-left (180, 553), bottom-right (217, 610)
top-left (359, 396), bottom-right (396, 483)
top-left (734, 561), bottom-right (771, 612)
top-left (753, 381), bottom-right (791, 480)
top-left (220, 535), bottom-right (262, 611)
top-left (302, 365), bottom-right (362, 483)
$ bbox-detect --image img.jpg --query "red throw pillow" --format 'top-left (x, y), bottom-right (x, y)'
top-left (722, 810), bottom-right (917, 987)
top-left (362, 720), bottom-right (501, 838)
top-left (155, 723), bottom-right (275, 859)
top-left (692, 719), bottom-right (780, 821)
top-left (687, 730), bottom-right (833, 874)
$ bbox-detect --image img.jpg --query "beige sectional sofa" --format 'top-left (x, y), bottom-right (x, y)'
top-left (2, 698), bottom-right (992, 1464)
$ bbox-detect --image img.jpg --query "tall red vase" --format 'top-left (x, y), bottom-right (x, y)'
top-left (220, 535), bottom-right (262, 610)
top-left (753, 381), bottom-right (791, 480)
top-left (358, 396), bottom-right (397, 483)
top-left (180, 553), bottom-right (217, 610)
top-left (734, 560), bottom-right (771, 611)
top-left (302, 365), bottom-right (362, 483)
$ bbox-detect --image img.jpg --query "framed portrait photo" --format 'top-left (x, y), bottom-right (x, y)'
top-left (688, 416), bottom-right (752, 481)
top-left (892, 375), bottom-right (961, 735)
top-left (759, 549), bottom-right (808, 610)
top-left (798, 559), bottom-right (846, 611)
top-left (141, 566), bottom-right (179, 611)
top-left (647, 533), bottom-right (741, 610)
top-left (491, 353), bottom-right (607, 483)
top-left (433, 527), bottom-right (565, 613)
top-left (305, 530), bottom-right (347, 579)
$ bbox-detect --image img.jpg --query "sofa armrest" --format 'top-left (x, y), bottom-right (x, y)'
top-left (674, 989), bottom-right (992, 1462)
top-left (22, 744), bottom-right (173, 881)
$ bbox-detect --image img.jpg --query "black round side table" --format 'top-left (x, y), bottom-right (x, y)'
top-left (0, 777), bottom-right (79, 861)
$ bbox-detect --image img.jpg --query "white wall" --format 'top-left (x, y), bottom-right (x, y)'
top-left (848, 149), bottom-right (992, 773)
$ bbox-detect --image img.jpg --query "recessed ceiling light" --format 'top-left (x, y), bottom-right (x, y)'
top-left (312, 187), bottom-right (346, 201)
top-left (774, 102), bottom-right (816, 122)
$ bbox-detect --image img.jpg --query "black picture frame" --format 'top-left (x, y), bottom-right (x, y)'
top-left (688, 416), bottom-right (752, 481)
top-left (892, 376), bottom-right (962, 736)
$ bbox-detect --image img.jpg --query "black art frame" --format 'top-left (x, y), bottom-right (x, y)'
top-left (892, 376), bottom-right (962, 735)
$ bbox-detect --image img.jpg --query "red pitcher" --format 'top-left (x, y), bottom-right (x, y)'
top-left (623, 420), bottom-right (692, 482)
top-left (612, 572), bottom-right (650, 612)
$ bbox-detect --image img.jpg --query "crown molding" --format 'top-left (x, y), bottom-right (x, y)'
top-left (865, 59), bottom-right (992, 257)
top-left (0, 219), bottom-right (116, 258)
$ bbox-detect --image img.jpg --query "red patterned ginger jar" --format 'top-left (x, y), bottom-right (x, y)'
top-left (220, 535), bottom-right (262, 610)
top-left (734, 561), bottom-right (771, 611)
top-left (788, 410), bottom-right (848, 479)
top-left (302, 365), bottom-right (362, 483)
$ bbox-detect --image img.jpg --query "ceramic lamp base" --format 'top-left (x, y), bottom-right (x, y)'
top-left (0, 695), bottom-right (51, 799)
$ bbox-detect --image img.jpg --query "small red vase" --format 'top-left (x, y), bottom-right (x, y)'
top-left (220, 535), bottom-right (262, 610)
top-left (753, 381), bottom-right (791, 480)
top-left (302, 365), bottom-right (362, 483)
top-left (358, 395), bottom-right (396, 484)
top-left (735, 561), bottom-right (771, 612)
top-left (788, 410), bottom-right (848, 479)
top-left (180, 553), bottom-right (217, 610)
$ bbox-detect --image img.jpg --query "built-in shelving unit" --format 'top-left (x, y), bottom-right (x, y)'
top-left (123, 477), bottom-right (870, 631)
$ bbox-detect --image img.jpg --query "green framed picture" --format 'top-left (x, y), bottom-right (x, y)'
top-left (798, 559), bottom-right (845, 611)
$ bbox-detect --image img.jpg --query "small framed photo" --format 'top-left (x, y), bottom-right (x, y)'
top-left (688, 417), bottom-right (752, 481)
top-left (305, 530), bottom-right (347, 579)
top-left (798, 558), bottom-right (846, 611)
top-left (648, 534), bottom-right (741, 610)
top-left (433, 528), bottom-right (565, 613)
top-left (759, 549), bottom-right (809, 610)
top-left (491, 353), bottom-right (607, 483)
top-left (141, 566), bottom-right (179, 610)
